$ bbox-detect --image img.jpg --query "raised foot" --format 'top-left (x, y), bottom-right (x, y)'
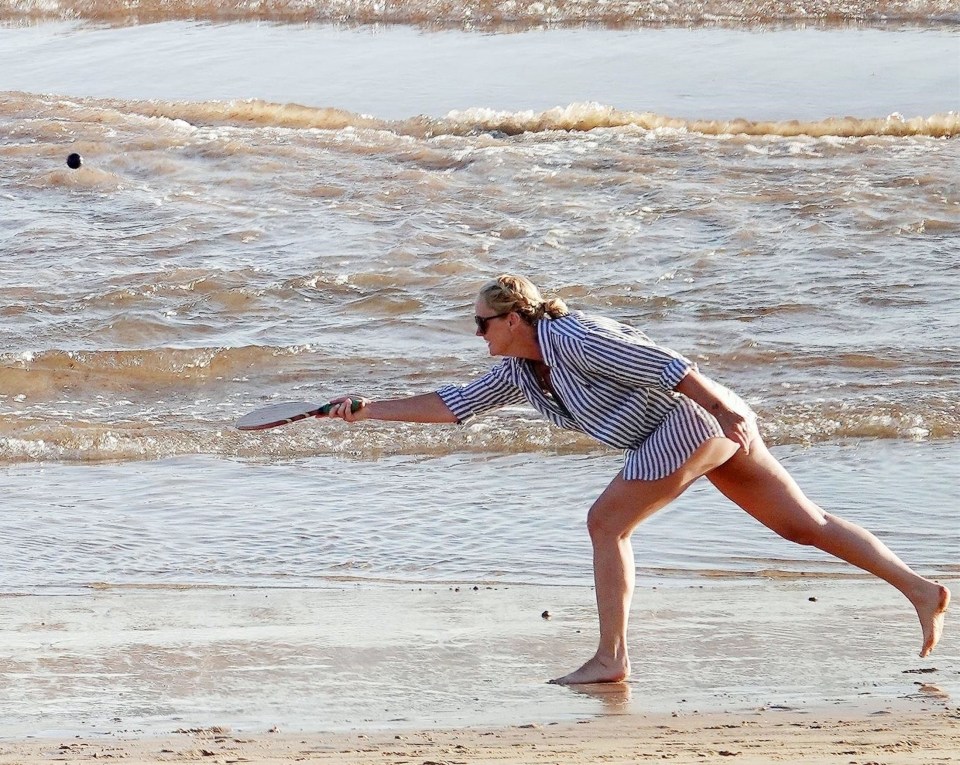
top-left (918, 583), bottom-right (950, 659)
top-left (548, 655), bottom-right (630, 686)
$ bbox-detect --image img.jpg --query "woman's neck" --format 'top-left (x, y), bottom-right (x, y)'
top-left (504, 320), bottom-right (544, 362)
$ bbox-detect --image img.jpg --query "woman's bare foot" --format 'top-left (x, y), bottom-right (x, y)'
top-left (916, 583), bottom-right (950, 658)
top-left (548, 654), bottom-right (630, 685)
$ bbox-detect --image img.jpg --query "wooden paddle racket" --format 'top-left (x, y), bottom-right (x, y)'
top-left (235, 399), bottom-right (362, 431)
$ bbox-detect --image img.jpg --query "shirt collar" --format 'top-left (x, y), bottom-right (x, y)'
top-left (536, 317), bottom-right (556, 368)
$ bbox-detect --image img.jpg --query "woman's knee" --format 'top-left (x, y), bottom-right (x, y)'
top-left (584, 479), bottom-right (666, 542)
top-left (585, 503), bottom-right (631, 542)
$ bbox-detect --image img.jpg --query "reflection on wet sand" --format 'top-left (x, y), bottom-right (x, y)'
top-left (565, 681), bottom-right (633, 712)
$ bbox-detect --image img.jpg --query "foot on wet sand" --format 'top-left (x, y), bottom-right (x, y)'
top-left (549, 655), bottom-right (630, 685)
top-left (917, 583), bottom-right (950, 658)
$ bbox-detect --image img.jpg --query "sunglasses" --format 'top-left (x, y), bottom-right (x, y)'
top-left (474, 312), bottom-right (511, 334)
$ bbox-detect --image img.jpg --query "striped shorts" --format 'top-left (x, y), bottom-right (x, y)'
top-left (622, 387), bottom-right (755, 481)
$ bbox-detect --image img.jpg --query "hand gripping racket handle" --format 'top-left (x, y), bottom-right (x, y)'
top-left (236, 398), bottom-right (365, 431)
top-left (315, 399), bottom-right (364, 416)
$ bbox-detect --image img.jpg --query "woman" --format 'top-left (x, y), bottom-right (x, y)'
top-left (327, 274), bottom-right (950, 685)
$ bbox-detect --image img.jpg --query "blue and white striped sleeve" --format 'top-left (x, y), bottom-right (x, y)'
top-left (575, 326), bottom-right (695, 391)
top-left (435, 361), bottom-right (528, 424)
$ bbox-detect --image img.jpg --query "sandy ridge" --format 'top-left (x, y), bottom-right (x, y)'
top-left (3, 709), bottom-right (959, 764)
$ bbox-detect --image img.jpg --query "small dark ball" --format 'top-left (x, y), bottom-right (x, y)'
top-left (66, 153), bottom-right (82, 170)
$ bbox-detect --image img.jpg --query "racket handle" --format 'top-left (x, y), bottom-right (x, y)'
top-left (316, 399), bottom-right (364, 416)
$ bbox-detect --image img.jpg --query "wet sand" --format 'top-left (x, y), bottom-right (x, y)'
top-left (1, 579), bottom-right (956, 741)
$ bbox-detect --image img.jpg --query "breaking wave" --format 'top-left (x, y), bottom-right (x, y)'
top-left (8, 92), bottom-right (959, 138)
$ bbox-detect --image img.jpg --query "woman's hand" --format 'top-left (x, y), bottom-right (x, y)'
top-left (713, 407), bottom-right (759, 455)
top-left (325, 396), bottom-right (370, 423)
top-left (674, 369), bottom-right (759, 455)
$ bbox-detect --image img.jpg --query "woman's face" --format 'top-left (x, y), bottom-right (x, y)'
top-left (474, 298), bottom-right (512, 356)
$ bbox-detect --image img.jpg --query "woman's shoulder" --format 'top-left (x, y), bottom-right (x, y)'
top-left (540, 311), bottom-right (639, 368)
top-left (542, 311), bottom-right (649, 343)
top-left (538, 310), bottom-right (586, 346)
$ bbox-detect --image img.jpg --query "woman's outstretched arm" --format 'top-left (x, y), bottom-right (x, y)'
top-left (326, 392), bottom-right (458, 424)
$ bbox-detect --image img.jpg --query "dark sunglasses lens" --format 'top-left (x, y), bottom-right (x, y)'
top-left (474, 315), bottom-right (487, 333)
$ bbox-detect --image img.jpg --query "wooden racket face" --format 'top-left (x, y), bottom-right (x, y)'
top-left (235, 401), bottom-right (321, 430)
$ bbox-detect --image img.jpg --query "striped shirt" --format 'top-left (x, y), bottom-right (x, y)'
top-left (436, 311), bottom-right (728, 480)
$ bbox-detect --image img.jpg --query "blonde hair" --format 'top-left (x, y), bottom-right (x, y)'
top-left (478, 274), bottom-right (569, 323)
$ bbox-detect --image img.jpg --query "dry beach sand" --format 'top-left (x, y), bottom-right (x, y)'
top-left (3, 708), bottom-right (960, 764)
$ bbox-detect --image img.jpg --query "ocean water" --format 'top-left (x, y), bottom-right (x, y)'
top-left (1, 5), bottom-right (958, 593)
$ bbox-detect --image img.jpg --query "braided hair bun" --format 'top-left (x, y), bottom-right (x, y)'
top-left (478, 274), bottom-right (569, 323)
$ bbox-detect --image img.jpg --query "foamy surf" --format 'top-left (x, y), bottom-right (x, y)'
top-left (13, 94), bottom-right (959, 138)
top-left (3, 0), bottom-right (959, 27)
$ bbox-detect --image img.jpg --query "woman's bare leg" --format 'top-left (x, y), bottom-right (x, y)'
top-left (550, 437), bottom-right (740, 685)
top-left (707, 438), bottom-right (950, 657)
